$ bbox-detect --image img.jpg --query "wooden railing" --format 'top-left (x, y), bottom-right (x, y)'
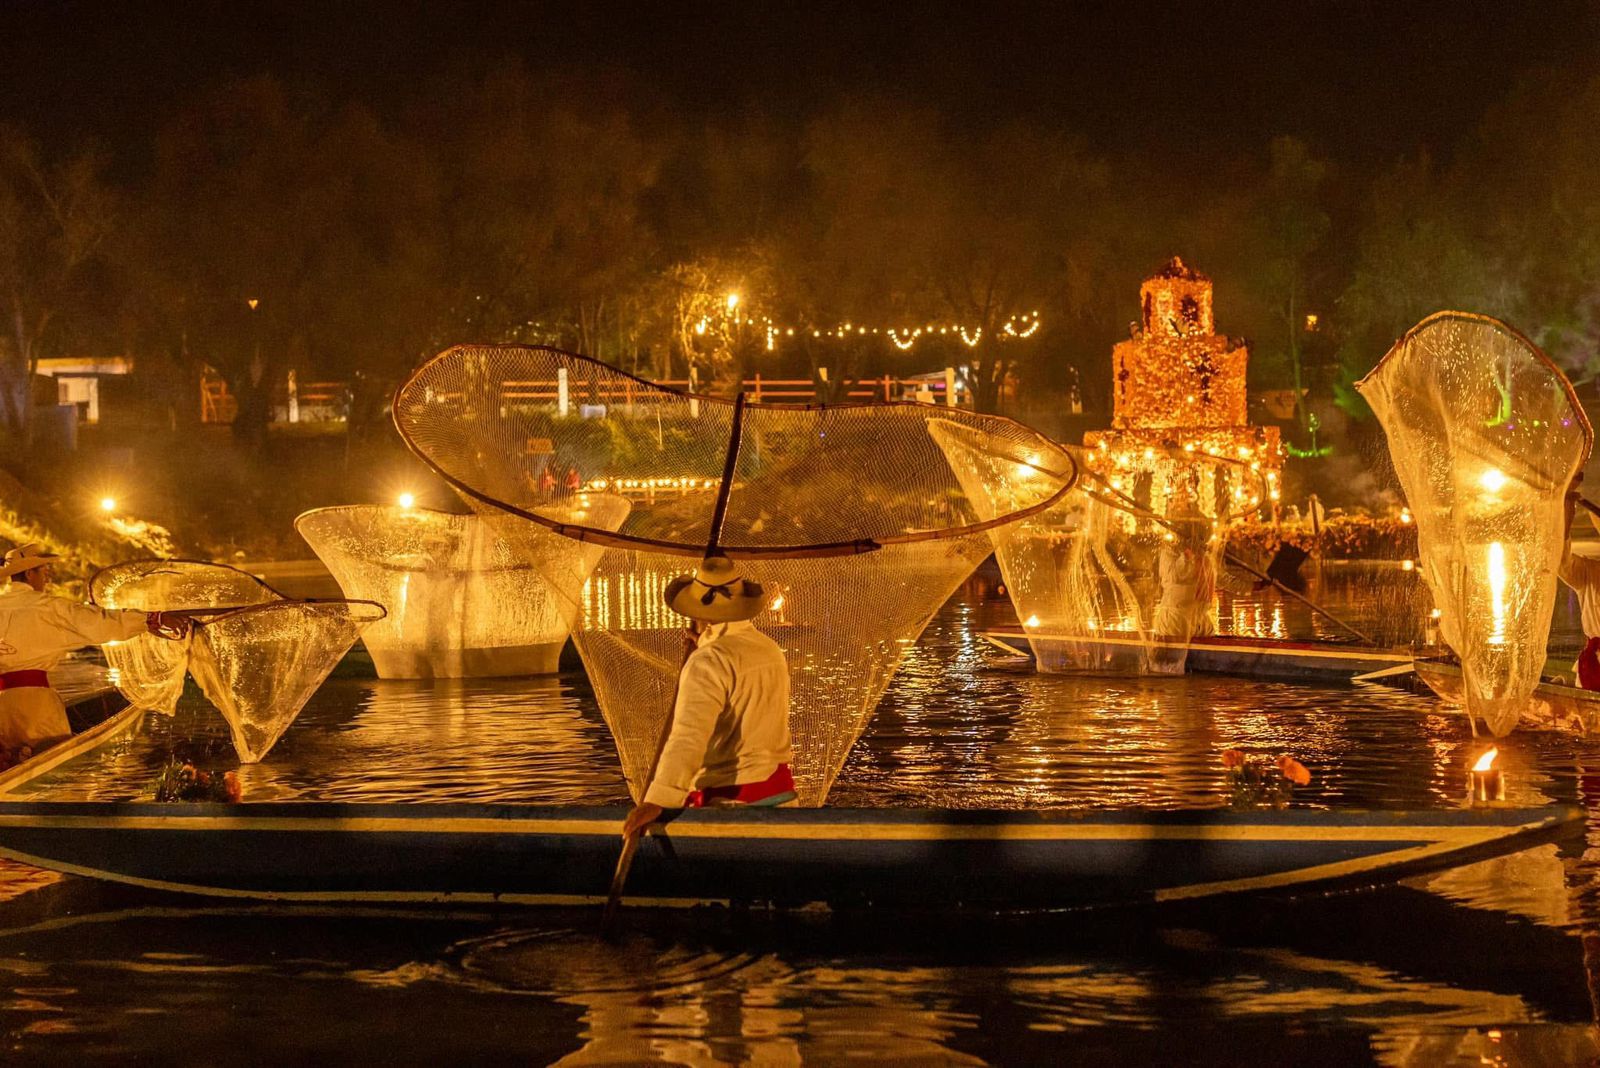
top-left (201, 372), bottom-right (966, 423)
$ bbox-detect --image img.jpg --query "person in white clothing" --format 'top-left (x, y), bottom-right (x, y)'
top-left (0, 544), bottom-right (188, 751)
top-left (622, 555), bottom-right (794, 839)
top-left (1151, 516), bottom-right (1261, 641)
top-left (1559, 474), bottom-right (1600, 689)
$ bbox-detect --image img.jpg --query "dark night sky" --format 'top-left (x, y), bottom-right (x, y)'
top-left (4, 0), bottom-right (1598, 172)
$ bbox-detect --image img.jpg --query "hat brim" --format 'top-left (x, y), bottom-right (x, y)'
top-left (1, 555), bottom-right (57, 578)
top-left (663, 574), bottom-right (768, 623)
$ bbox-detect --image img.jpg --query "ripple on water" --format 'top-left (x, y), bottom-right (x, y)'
top-left (451, 927), bottom-right (769, 997)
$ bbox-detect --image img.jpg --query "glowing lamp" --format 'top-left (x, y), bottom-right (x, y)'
top-left (397, 493), bottom-right (416, 510)
top-left (98, 497), bottom-right (117, 513)
top-left (1023, 615), bottom-right (1041, 628)
top-left (1468, 747), bottom-right (1505, 803)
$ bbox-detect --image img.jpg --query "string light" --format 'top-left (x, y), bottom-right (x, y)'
top-left (701, 306), bottom-right (1042, 354)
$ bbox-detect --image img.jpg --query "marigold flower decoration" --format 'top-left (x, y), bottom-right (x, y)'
top-left (1220, 748), bottom-right (1312, 809)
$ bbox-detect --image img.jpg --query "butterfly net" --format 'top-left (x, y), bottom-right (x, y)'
top-left (90, 559), bottom-right (385, 760)
top-left (1356, 312), bottom-right (1592, 734)
top-left (394, 345), bottom-right (1074, 804)
top-left (89, 560), bottom-right (280, 714)
top-left (295, 498), bottom-right (628, 678)
top-left (933, 424), bottom-right (1263, 674)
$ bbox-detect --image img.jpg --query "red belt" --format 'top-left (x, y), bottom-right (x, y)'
top-left (686, 763), bottom-right (796, 808)
top-left (0, 670), bottom-right (48, 691)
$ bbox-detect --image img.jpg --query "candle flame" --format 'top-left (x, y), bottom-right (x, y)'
top-left (1472, 747), bottom-right (1498, 773)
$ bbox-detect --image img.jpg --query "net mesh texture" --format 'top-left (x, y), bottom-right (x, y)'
top-left (394, 345), bottom-right (1074, 805)
top-left (295, 499), bottom-right (628, 678)
top-left (933, 425), bottom-right (1263, 674)
top-left (1357, 311), bottom-right (1592, 734)
top-left (91, 560), bottom-right (385, 761)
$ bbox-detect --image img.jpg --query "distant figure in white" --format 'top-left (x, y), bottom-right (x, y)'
top-left (1560, 473), bottom-right (1600, 690)
top-left (0, 544), bottom-right (189, 752)
top-left (1152, 510), bottom-right (1261, 642)
top-left (623, 555), bottom-right (795, 839)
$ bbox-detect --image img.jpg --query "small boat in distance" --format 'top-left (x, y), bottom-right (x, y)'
top-left (982, 624), bottom-right (1414, 684)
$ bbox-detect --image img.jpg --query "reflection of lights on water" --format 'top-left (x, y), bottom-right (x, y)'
top-left (1478, 468), bottom-right (1509, 494)
top-left (1487, 541), bottom-right (1507, 645)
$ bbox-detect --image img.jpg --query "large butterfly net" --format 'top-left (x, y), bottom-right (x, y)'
top-left (1356, 312), bottom-right (1592, 734)
top-left (295, 499), bottom-right (628, 678)
top-left (91, 560), bottom-right (385, 761)
top-left (394, 345), bottom-right (1074, 805)
top-left (933, 423), bottom-right (1264, 674)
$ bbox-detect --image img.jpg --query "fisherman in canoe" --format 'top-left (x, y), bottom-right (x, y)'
top-left (622, 555), bottom-right (795, 838)
top-left (1152, 505), bottom-right (1264, 641)
top-left (1560, 473), bottom-right (1600, 690)
top-left (0, 543), bottom-right (190, 750)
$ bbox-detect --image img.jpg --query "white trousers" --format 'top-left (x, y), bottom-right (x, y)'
top-left (0, 687), bottom-right (71, 751)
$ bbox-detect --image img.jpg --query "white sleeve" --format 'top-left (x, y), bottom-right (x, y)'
top-left (47, 599), bottom-right (148, 647)
top-left (1561, 551), bottom-right (1600, 591)
top-left (643, 651), bottom-right (729, 808)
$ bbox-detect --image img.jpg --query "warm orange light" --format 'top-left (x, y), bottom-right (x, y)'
top-left (397, 492), bottom-right (416, 510)
top-left (1471, 747), bottom-right (1498, 773)
top-left (99, 497), bottom-right (116, 513)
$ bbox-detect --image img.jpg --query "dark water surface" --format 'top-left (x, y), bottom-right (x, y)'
top-left (5, 570), bottom-right (1600, 1064)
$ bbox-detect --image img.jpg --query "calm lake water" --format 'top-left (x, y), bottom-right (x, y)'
top-left (4, 564), bottom-right (1600, 1065)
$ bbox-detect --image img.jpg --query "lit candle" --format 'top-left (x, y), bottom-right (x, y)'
top-left (1468, 747), bottom-right (1505, 803)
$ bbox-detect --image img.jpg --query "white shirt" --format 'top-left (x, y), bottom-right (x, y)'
top-left (1560, 551), bottom-right (1600, 637)
top-left (0, 584), bottom-right (148, 674)
top-left (644, 619), bottom-right (793, 808)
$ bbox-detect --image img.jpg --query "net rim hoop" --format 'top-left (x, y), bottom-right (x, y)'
top-left (294, 504), bottom-right (596, 577)
top-left (392, 344), bottom-right (1080, 560)
top-left (88, 557), bottom-right (388, 623)
top-left (88, 557), bottom-right (289, 608)
top-left (1354, 310), bottom-right (1595, 467)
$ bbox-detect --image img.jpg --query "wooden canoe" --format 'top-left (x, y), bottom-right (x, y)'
top-left (982, 625), bottom-right (1414, 683)
top-left (1414, 658), bottom-right (1600, 734)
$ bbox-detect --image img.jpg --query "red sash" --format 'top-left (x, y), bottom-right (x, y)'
top-left (0, 670), bottom-right (48, 691)
top-left (1579, 637), bottom-right (1600, 691)
top-left (686, 763), bottom-right (796, 808)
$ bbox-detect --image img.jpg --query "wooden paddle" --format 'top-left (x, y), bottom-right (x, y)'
top-left (601, 392), bottom-right (748, 934)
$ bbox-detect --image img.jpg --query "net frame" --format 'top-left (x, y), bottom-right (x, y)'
top-left (294, 502), bottom-right (626, 678)
top-left (1356, 310), bottom-right (1593, 733)
top-left (394, 345), bottom-right (1079, 803)
top-left (89, 558), bottom-right (386, 759)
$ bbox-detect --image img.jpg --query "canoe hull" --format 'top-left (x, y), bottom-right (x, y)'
top-left (984, 627), bottom-right (1413, 683)
top-left (1415, 660), bottom-right (1600, 734)
top-left (0, 802), bottom-right (1575, 910)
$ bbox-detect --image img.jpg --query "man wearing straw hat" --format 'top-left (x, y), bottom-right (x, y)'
top-left (0, 543), bottom-right (189, 750)
top-left (622, 555), bottom-right (795, 838)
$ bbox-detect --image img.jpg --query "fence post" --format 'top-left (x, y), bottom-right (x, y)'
top-left (753, 373), bottom-right (762, 402)
top-left (945, 366), bottom-right (957, 407)
top-left (883, 375), bottom-right (892, 401)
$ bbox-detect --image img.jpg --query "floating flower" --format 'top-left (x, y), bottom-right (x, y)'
top-left (1220, 748), bottom-right (1246, 770)
top-left (1277, 755), bottom-right (1312, 786)
top-left (223, 771), bottom-right (243, 804)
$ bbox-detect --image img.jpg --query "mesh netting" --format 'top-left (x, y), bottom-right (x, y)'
top-left (90, 560), bottom-right (385, 760)
top-left (186, 599), bottom-right (387, 761)
top-left (933, 425), bottom-right (1263, 674)
top-left (89, 560), bottom-right (279, 714)
top-left (295, 499), bottom-right (628, 678)
top-left (394, 345), bottom-right (1074, 804)
top-left (1356, 312), bottom-right (1592, 734)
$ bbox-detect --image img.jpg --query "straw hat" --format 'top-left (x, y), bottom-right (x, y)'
top-left (663, 555), bottom-right (768, 623)
top-left (1, 543), bottom-right (58, 578)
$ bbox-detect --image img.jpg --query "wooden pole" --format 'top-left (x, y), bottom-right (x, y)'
top-left (602, 392), bottom-right (747, 933)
